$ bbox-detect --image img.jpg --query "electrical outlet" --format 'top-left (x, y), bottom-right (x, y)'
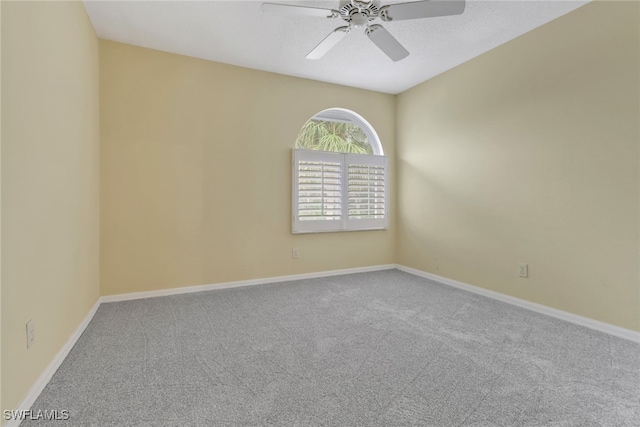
top-left (292, 248), bottom-right (300, 259)
top-left (518, 263), bottom-right (528, 278)
top-left (26, 320), bottom-right (35, 349)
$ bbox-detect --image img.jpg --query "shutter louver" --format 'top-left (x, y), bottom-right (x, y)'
top-left (348, 163), bottom-right (385, 219)
top-left (298, 161), bottom-right (342, 221)
top-left (293, 150), bottom-right (343, 233)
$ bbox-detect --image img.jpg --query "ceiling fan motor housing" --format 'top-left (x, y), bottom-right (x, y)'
top-left (339, 0), bottom-right (381, 28)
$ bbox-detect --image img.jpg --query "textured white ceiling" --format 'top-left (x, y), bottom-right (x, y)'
top-left (83, 0), bottom-right (589, 94)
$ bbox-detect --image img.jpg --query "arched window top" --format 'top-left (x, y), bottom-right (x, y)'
top-left (295, 108), bottom-right (384, 156)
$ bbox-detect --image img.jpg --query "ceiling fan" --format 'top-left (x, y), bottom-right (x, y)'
top-left (261, 0), bottom-right (466, 62)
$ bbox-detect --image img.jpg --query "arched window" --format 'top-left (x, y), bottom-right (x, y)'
top-left (295, 108), bottom-right (384, 155)
top-left (293, 109), bottom-right (388, 234)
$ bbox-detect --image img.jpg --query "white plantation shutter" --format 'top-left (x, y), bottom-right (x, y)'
top-left (293, 150), bottom-right (388, 233)
top-left (293, 150), bottom-right (343, 233)
top-left (345, 154), bottom-right (387, 230)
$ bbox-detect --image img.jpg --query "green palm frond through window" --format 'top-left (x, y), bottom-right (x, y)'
top-left (295, 120), bottom-right (373, 154)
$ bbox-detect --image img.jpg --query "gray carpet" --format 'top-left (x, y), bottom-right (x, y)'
top-left (24, 269), bottom-right (639, 426)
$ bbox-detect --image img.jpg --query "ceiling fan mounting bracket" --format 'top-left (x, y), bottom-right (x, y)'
top-left (365, 23), bottom-right (379, 35)
top-left (378, 5), bottom-right (392, 22)
top-left (351, 0), bottom-right (374, 9)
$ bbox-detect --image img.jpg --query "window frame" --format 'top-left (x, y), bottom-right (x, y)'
top-left (292, 149), bottom-right (388, 234)
top-left (292, 108), bottom-right (388, 234)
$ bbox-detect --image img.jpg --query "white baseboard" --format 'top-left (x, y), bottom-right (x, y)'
top-left (100, 264), bottom-right (397, 303)
top-left (395, 264), bottom-right (640, 344)
top-left (6, 299), bottom-right (101, 427)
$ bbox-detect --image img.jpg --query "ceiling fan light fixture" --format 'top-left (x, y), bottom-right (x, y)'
top-left (350, 12), bottom-right (369, 29)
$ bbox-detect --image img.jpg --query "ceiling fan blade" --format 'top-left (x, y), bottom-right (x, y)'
top-left (366, 25), bottom-right (409, 62)
top-left (306, 26), bottom-right (349, 60)
top-left (261, 3), bottom-right (336, 18)
top-left (383, 0), bottom-right (465, 21)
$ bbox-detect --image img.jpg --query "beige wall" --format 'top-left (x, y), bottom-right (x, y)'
top-left (0, 0), bottom-right (3, 416)
top-left (1, 1), bottom-right (100, 414)
top-left (396, 1), bottom-right (639, 331)
top-left (100, 41), bottom-right (396, 296)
